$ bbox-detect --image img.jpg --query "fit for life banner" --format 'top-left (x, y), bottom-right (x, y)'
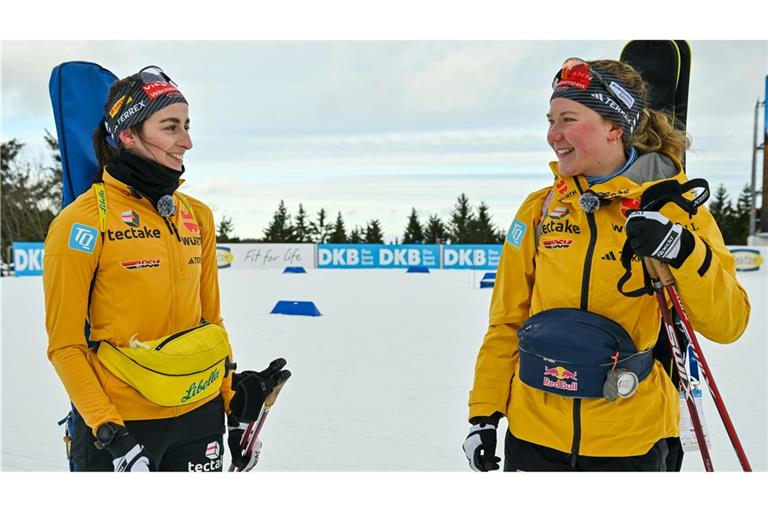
top-left (12, 242), bottom-right (45, 276)
top-left (317, 244), bottom-right (440, 269)
top-left (215, 244), bottom-right (315, 270)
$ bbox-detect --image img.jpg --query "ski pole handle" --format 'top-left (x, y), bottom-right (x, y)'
top-left (644, 257), bottom-right (675, 286)
top-left (264, 380), bottom-right (288, 409)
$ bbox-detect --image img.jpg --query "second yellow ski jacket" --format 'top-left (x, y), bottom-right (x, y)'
top-left (44, 169), bottom-right (234, 435)
top-left (469, 152), bottom-right (750, 457)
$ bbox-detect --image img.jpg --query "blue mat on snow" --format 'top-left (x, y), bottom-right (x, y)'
top-left (283, 266), bottom-right (307, 273)
top-left (406, 266), bottom-right (430, 273)
top-left (270, 300), bottom-right (321, 316)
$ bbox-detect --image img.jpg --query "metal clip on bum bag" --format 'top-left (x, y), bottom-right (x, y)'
top-left (96, 323), bottom-right (232, 407)
top-left (517, 308), bottom-right (654, 400)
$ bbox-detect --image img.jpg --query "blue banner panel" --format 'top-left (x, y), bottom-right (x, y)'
top-left (317, 244), bottom-right (441, 269)
top-left (12, 242), bottom-right (45, 276)
top-left (442, 244), bottom-right (502, 270)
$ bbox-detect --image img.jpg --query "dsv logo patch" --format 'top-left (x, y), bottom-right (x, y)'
top-left (121, 258), bottom-right (160, 270)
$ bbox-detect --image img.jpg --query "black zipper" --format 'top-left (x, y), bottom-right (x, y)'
top-left (154, 323), bottom-right (208, 351)
top-left (164, 217), bottom-right (181, 241)
top-left (574, 178), bottom-right (597, 311)
top-left (569, 178), bottom-right (597, 466)
top-left (570, 399), bottom-right (582, 467)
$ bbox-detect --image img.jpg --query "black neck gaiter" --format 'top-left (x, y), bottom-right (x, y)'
top-left (107, 151), bottom-right (184, 207)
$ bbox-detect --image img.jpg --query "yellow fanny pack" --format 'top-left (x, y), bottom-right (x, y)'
top-left (96, 323), bottom-right (233, 407)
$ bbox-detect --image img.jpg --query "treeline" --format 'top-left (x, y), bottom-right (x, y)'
top-left (1, 135), bottom-right (62, 264)
top-left (218, 194), bottom-right (507, 244)
top-left (708, 183), bottom-right (761, 245)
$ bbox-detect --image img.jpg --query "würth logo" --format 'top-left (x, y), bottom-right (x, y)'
top-left (181, 209), bottom-right (199, 233)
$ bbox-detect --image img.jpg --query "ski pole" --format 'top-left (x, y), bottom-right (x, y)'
top-left (647, 258), bottom-right (752, 471)
top-left (228, 378), bottom-right (290, 472)
top-left (645, 257), bottom-right (714, 471)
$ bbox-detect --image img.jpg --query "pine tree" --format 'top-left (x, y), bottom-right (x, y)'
top-left (470, 201), bottom-right (497, 243)
top-left (262, 200), bottom-right (295, 242)
top-left (217, 215), bottom-right (235, 242)
top-left (364, 219), bottom-right (384, 243)
top-left (708, 184), bottom-right (738, 244)
top-left (42, 129), bottom-right (63, 213)
top-left (293, 203), bottom-right (311, 242)
top-left (309, 208), bottom-right (332, 243)
top-left (734, 183), bottom-right (753, 244)
top-left (328, 211), bottom-right (348, 243)
top-left (349, 226), bottom-right (364, 243)
top-left (424, 214), bottom-right (447, 244)
top-left (1, 137), bottom-right (60, 264)
top-left (448, 193), bottom-right (475, 243)
top-left (402, 207), bottom-right (424, 244)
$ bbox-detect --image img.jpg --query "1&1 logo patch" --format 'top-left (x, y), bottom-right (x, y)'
top-left (68, 224), bottom-right (98, 254)
top-left (506, 220), bottom-right (527, 249)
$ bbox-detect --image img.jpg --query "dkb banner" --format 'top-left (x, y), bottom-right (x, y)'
top-left (12, 242), bottom-right (45, 276)
top-left (442, 245), bottom-right (502, 270)
top-left (317, 244), bottom-right (440, 269)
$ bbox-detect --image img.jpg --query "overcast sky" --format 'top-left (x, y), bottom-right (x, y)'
top-left (2, 39), bottom-right (766, 241)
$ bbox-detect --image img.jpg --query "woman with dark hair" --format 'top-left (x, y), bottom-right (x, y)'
top-left (462, 58), bottom-right (750, 471)
top-left (44, 66), bottom-right (289, 472)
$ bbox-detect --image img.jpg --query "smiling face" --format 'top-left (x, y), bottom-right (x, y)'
top-left (546, 98), bottom-right (625, 178)
top-left (120, 103), bottom-right (191, 171)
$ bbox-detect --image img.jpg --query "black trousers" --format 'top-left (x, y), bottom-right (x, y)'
top-left (69, 397), bottom-right (225, 472)
top-left (504, 431), bottom-right (684, 471)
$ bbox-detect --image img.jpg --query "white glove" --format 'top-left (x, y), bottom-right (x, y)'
top-left (462, 422), bottom-right (501, 472)
top-left (113, 443), bottom-right (152, 472)
top-left (228, 418), bottom-right (263, 472)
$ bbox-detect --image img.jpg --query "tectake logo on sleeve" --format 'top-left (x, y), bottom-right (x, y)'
top-left (68, 224), bottom-right (99, 254)
top-left (506, 220), bottom-right (527, 249)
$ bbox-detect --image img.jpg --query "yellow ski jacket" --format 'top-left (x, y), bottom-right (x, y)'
top-left (44, 169), bottom-right (234, 435)
top-left (469, 152), bottom-right (750, 457)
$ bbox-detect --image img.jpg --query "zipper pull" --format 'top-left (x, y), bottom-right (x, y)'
top-left (164, 218), bottom-right (181, 241)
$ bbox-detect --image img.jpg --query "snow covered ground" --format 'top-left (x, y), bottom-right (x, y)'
top-left (1, 268), bottom-right (765, 471)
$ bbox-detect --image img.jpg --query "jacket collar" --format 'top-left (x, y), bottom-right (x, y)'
top-left (101, 166), bottom-right (186, 199)
top-left (547, 152), bottom-right (686, 205)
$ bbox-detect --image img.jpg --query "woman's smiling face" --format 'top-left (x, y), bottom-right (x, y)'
top-left (547, 97), bottom-right (623, 178)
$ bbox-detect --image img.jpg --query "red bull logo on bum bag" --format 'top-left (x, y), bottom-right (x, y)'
top-left (543, 365), bottom-right (578, 392)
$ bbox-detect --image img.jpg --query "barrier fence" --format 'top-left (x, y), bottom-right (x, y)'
top-left (8, 242), bottom-right (766, 276)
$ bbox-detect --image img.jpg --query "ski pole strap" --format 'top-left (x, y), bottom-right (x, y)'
top-left (617, 237), bottom-right (654, 297)
top-left (640, 177), bottom-right (710, 214)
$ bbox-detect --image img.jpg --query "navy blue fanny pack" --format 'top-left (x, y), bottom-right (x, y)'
top-left (517, 308), bottom-right (654, 399)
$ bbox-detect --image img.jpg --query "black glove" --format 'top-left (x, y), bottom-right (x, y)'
top-left (94, 422), bottom-right (155, 472)
top-left (462, 415), bottom-right (501, 472)
top-left (229, 358), bottom-right (291, 422)
top-left (227, 414), bottom-right (262, 472)
top-left (625, 210), bottom-right (694, 268)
